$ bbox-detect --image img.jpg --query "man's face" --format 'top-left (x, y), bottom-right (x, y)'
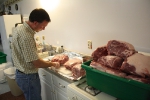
top-left (33, 21), bottom-right (49, 32)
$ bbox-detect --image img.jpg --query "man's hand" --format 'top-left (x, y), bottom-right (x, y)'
top-left (52, 62), bottom-right (60, 69)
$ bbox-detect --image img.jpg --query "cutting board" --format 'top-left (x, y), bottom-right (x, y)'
top-left (55, 66), bottom-right (72, 76)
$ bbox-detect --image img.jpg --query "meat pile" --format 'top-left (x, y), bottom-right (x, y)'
top-left (51, 54), bottom-right (69, 65)
top-left (51, 54), bottom-right (85, 79)
top-left (91, 40), bottom-right (150, 84)
top-left (64, 58), bottom-right (82, 70)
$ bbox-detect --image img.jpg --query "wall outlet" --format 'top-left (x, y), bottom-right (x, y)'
top-left (88, 40), bottom-right (92, 49)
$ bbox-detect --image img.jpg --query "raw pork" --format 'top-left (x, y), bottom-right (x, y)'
top-left (91, 46), bottom-right (108, 62)
top-left (121, 53), bottom-right (150, 78)
top-left (64, 58), bottom-right (82, 70)
top-left (90, 61), bottom-right (126, 77)
top-left (51, 54), bottom-right (69, 65)
top-left (125, 75), bottom-right (150, 84)
top-left (97, 55), bottom-right (124, 69)
top-left (72, 64), bottom-right (86, 79)
top-left (82, 56), bottom-right (93, 62)
top-left (90, 61), bottom-right (107, 72)
top-left (107, 40), bottom-right (136, 59)
top-left (105, 68), bottom-right (127, 78)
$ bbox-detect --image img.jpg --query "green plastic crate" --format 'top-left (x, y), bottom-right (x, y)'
top-left (82, 61), bottom-right (150, 100)
top-left (0, 52), bottom-right (7, 64)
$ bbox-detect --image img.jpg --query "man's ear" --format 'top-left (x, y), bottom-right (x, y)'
top-left (33, 21), bottom-right (38, 25)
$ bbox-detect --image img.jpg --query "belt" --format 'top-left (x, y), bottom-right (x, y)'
top-left (17, 69), bottom-right (25, 74)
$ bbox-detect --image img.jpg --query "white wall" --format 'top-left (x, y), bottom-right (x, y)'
top-left (9, 0), bottom-right (150, 55)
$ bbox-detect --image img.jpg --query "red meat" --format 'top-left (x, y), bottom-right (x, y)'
top-left (125, 75), bottom-right (150, 84)
top-left (51, 54), bottom-right (69, 65)
top-left (90, 61), bottom-right (108, 72)
top-left (121, 53), bottom-right (150, 78)
top-left (63, 58), bottom-right (82, 70)
top-left (72, 64), bottom-right (86, 79)
top-left (97, 55), bottom-right (124, 69)
top-left (91, 46), bottom-right (108, 62)
top-left (107, 40), bottom-right (136, 59)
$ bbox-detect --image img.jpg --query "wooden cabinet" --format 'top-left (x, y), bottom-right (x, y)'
top-left (38, 68), bottom-right (71, 100)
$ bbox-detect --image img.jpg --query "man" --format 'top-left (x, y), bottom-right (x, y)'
top-left (11, 8), bottom-right (60, 100)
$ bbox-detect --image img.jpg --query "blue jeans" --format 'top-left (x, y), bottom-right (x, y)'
top-left (15, 69), bottom-right (42, 100)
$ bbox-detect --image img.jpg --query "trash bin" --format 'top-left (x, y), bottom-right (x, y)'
top-left (4, 67), bottom-right (23, 96)
top-left (0, 63), bottom-right (7, 83)
top-left (0, 69), bottom-right (6, 83)
top-left (0, 62), bottom-right (13, 83)
top-left (0, 52), bottom-right (7, 83)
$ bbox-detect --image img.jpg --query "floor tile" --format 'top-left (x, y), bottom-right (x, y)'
top-left (0, 81), bottom-right (10, 95)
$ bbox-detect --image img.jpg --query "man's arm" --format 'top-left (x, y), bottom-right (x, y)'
top-left (32, 58), bottom-right (60, 68)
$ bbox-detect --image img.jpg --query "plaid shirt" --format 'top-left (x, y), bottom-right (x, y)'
top-left (11, 22), bottom-right (39, 74)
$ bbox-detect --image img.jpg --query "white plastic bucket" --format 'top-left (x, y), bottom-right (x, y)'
top-left (0, 62), bottom-right (14, 83)
top-left (0, 64), bottom-right (6, 83)
top-left (4, 67), bottom-right (16, 79)
top-left (4, 67), bottom-right (23, 96)
top-left (0, 69), bottom-right (6, 83)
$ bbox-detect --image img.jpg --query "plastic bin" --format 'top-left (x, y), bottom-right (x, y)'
top-left (0, 62), bottom-right (13, 83)
top-left (0, 52), bottom-right (7, 64)
top-left (4, 67), bottom-right (23, 96)
top-left (0, 63), bottom-right (6, 83)
top-left (0, 69), bottom-right (6, 83)
top-left (82, 61), bottom-right (150, 100)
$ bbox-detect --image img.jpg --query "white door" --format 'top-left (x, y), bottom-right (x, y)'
top-left (40, 79), bottom-right (54, 100)
top-left (53, 85), bottom-right (68, 100)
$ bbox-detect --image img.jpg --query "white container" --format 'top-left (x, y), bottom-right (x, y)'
top-left (4, 67), bottom-right (16, 79)
top-left (0, 62), bottom-right (13, 83)
top-left (5, 62), bottom-right (13, 69)
top-left (4, 67), bottom-right (23, 96)
top-left (0, 64), bottom-right (6, 83)
top-left (0, 69), bottom-right (6, 83)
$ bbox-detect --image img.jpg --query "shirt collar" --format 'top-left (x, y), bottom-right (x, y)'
top-left (23, 22), bottom-right (36, 35)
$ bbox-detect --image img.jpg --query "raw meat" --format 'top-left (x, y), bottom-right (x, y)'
top-left (105, 68), bottom-right (127, 78)
top-left (72, 64), bottom-right (86, 79)
top-left (82, 56), bottom-right (93, 62)
top-left (121, 53), bottom-right (150, 78)
top-left (107, 40), bottom-right (136, 59)
top-left (125, 75), bottom-right (150, 84)
top-left (90, 61), bottom-right (107, 72)
top-left (51, 54), bottom-right (69, 65)
top-left (90, 61), bottom-right (126, 77)
top-left (91, 46), bottom-right (108, 62)
top-left (97, 55), bottom-right (124, 69)
top-left (64, 58), bottom-right (82, 70)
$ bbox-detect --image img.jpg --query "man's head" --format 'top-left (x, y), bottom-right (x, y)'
top-left (28, 8), bottom-right (51, 32)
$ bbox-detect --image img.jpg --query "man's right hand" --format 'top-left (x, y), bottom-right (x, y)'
top-left (52, 62), bottom-right (60, 69)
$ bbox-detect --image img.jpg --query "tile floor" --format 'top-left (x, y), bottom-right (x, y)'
top-left (0, 81), bottom-right (10, 95)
